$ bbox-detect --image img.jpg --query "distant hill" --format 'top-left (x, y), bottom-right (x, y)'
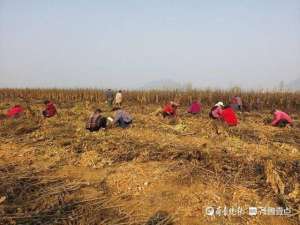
top-left (140, 79), bottom-right (184, 90)
top-left (286, 77), bottom-right (300, 91)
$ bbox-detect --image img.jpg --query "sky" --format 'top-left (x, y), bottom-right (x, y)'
top-left (0, 0), bottom-right (299, 89)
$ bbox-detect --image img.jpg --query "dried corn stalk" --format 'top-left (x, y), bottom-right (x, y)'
top-left (264, 160), bottom-right (285, 195)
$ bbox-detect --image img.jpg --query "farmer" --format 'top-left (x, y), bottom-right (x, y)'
top-left (187, 100), bottom-right (202, 114)
top-left (42, 100), bottom-right (57, 118)
top-left (231, 96), bottom-right (243, 111)
top-left (271, 109), bottom-right (293, 127)
top-left (115, 90), bottom-right (123, 107)
top-left (162, 101), bottom-right (179, 118)
top-left (7, 105), bottom-right (24, 118)
top-left (220, 105), bottom-right (238, 126)
top-left (209, 102), bottom-right (224, 119)
top-left (112, 108), bottom-right (132, 128)
top-left (105, 89), bottom-right (114, 107)
top-left (86, 109), bottom-right (108, 132)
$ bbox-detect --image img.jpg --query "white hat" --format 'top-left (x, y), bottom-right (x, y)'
top-left (215, 102), bottom-right (224, 107)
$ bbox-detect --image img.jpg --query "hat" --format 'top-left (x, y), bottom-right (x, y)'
top-left (215, 102), bottom-right (224, 107)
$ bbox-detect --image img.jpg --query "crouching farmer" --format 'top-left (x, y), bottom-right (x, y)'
top-left (162, 101), bottom-right (179, 118)
top-left (187, 100), bottom-right (201, 114)
top-left (86, 109), bottom-right (108, 132)
top-left (220, 105), bottom-right (238, 126)
top-left (7, 105), bottom-right (24, 118)
top-left (271, 109), bottom-right (293, 127)
top-left (42, 100), bottom-right (57, 118)
top-left (113, 108), bottom-right (132, 128)
top-left (209, 102), bottom-right (224, 119)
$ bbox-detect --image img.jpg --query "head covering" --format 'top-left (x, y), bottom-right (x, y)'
top-left (215, 102), bottom-right (224, 107)
top-left (170, 101), bottom-right (179, 107)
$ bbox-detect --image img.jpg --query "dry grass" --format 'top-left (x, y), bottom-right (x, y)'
top-left (0, 89), bottom-right (299, 225)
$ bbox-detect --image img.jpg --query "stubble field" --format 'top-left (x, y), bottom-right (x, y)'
top-left (0, 89), bottom-right (299, 225)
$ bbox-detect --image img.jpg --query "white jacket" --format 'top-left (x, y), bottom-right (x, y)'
top-left (115, 92), bottom-right (122, 104)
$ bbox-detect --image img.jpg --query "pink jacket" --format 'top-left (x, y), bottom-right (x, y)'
top-left (271, 110), bottom-right (292, 126)
top-left (211, 106), bottom-right (223, 119)
top-left (187, 101), bottom-right (201, 114)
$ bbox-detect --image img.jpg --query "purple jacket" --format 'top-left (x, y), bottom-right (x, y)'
top-left (113, 110), bottom-right (132, 123)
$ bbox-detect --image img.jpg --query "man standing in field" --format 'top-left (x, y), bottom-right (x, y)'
top-left (115, 90), bottom-right (123, 107)
top-left (105, 89), bottom-right (114, 107)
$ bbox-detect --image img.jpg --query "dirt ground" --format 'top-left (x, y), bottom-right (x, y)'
top-left (0, 101), bottom-right (299, 225)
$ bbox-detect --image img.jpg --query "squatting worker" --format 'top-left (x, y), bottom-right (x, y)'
top-left (220, 105), bottom-right (238, 126)
top-left (209, 102), bottom-right (224, 119)
top-left (162, 101), bottom-right (179, 118)
top-left (112, 107), bottom-right (132, 128)
top-left (42, 100), bottom-right (57, 118)
top-left (187, 100), bottom-right (202, 114)
top-left (271, 109), bottom-right (293, 127)
top-left (86, 109), bottom-right (108, 132)
top-left (7, 105), bottom-right (24, 118)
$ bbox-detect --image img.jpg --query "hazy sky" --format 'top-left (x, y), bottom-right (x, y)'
top-left (0, 0), bottom-right (299, 89)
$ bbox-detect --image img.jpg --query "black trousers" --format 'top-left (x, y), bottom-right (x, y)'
top-left (88, 117), bottom-right (107, 132)
top-left (162, 111), bottom-right (175, 118)
top-left (275, 119), bottom-right (289, 128)
top-left (116, 117), bottom-right (132, 128)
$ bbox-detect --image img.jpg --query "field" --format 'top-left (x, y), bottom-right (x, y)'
top-left (0, 89), bottom-right (299, 225)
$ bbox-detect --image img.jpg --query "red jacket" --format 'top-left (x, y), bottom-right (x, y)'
top-left (163, 103), bottom-right (176, 116)
top-left (45, 102), bottom-right (57, 117)
top-left (7, 105), bottom-right (24, 118)
top-left (221, 107), bottom-right (238, 126)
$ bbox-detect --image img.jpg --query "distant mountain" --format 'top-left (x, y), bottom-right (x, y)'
top-left (140, 79), bottom-right (184, 90)
top-left (286, 77), bottom-right (300, 91)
